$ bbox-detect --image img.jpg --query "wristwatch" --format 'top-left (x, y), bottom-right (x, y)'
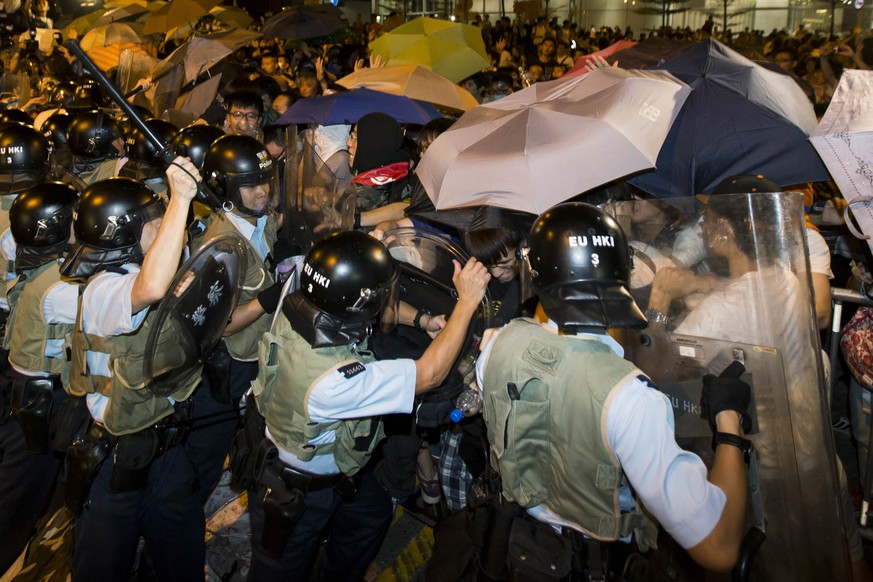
top-left (645, 306), bottom-right (670, 325)
top-left (413, 309), bottom-right (431, 332)
top-left (712, 431), bottom-right (753, 464)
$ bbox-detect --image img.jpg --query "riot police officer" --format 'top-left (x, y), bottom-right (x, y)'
top-left (0, 181), bottom-right (79, 573)
top-left (187, 134), bottom-right (284, 504)
top-left (247, 230), bottom-right (490, 581)
top-left (0, 123), bottom-right (51, 315)
top-left (117, 118), bottom-right (178, 194)
top-left (171, 123), bottom-right (225, 171)
top-left (65, 111), bottom-right (123, 184)
top-left (476, 202), bottom-right (751, 574)
top-left (60, 165), bottom-right (205, 582)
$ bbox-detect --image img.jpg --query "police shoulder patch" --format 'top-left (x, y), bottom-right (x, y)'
top-left (338, 362), bottom-right (366, 379)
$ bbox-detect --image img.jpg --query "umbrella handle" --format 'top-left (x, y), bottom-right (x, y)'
top-left (64, 39), bottom-right (222, 208)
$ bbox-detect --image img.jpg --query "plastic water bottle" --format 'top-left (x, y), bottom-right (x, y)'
top-left (450, 386), bottom-right (482, 423)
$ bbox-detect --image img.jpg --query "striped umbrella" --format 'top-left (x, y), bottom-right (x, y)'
top-left (87, 42), bottom-right (149, 72)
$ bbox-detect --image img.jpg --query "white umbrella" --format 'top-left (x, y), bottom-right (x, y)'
top-left (811, 69), bottom-right (873, 254)
top-left (416, 67), bottom-right (691, 215)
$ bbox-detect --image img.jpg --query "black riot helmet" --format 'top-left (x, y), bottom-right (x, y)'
top-left (40, 112), bottom-right (72, 149)
top-left (50, 81), bottom-right (77, 107)
top-left (67, 84), bottom-right (103, 112)
top-left (125, 118), bottom-right (178, 162)
top-left (61, 178), bottom-right (165, 279)
top-left (171, 124), bottom-right (224, 170)
top-left (0, 109), bottom-right (33, 126)
top-left (301, 230), bottom-right (399, 323)
top-left (67, 111), bottom-right (121, 162)
top-left (524, 202), bottom-right (646, 332)
top-left (10, 181), bottom-right (79, 271)
top-left (201, 134), bottom-right (277, 217)
top-left (0, 123), bottom-right (50, 194)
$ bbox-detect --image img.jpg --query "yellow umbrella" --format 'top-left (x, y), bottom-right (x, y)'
top-left (368, 17), bottom-right (489, 83)
top-left (208, 6), bottom-right (253, 29)
top-left (104, 0), bottom-right (148, 7)
top-left (337, 64), bottom-right (478, 112)
top-left (142, 0), bottom-right (221, 35)
top-left (80, 23), bottom-right (144, 51)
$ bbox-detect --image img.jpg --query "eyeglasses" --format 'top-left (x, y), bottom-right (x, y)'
top-left (349, 131), bottom-right (358, 142)
top-left (230, 111), bottom-right (260, 121)
top-left (487, 256), bottom-right (517, 271)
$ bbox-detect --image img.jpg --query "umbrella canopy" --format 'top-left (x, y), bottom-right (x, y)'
top-left (811, 69), bottom-right (873, 251)
top-left (203, 29), bottom-right (262, 50)
top-left (565, 40), bottom-right (636, 78)
top-left (262, 5), bottom-right (345, 41)
top-left (80, 23), bottom-right (143, 51)
top-left (142, 0), bottom-right (221, 35)
top-left (368, 17), bottom-right (489, 83)
top-left (337, 64), bottom-right (478, 112)
top-left (152, 36), bottom-right (232, 85)
top-left (175, 73), bottom-right (221, 118)
top-left (416, 67), bottom-right (691, 215)
top-left (208, 6), bottom-right (253, 29)
top-left (276, 88), bottom-right (442, 126)
top-left (64, 10), bottom-right (108, 38)
top-left (93, 3), bottom-right (151, 26)
top-left (594, 37), bottom-right (694, 70)
top-left (628, 38), bottom-right (829, 202)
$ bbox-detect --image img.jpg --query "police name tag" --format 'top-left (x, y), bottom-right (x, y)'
top-left (338, 362), bottom-right (366, 379)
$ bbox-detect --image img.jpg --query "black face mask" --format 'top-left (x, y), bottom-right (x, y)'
top-left (282, 291), bottom-right (372, 349)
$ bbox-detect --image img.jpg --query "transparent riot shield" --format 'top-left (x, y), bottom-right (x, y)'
top-left (382, 227), bottom-right (492, 389)
top-left (144, 233), bottom-right (247, 396)
top-left (623, 192), bottom-right (851, 581)
top-left (283, 127), bottom-right (355, 250)
top-left (116, 50), bottom-right (162, 113)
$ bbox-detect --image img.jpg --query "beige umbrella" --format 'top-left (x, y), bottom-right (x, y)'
top-left (93, 4), bottom-right (151, 26)
top-left (337, 64), bottom-right (478, 113)
top-left (416, 68), bottom-right (691, 215)
top-left (80, 23), bottom-right (144, 51)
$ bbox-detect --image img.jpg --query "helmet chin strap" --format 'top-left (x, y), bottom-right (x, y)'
top-left (229, 193), bottom-right (270, 218)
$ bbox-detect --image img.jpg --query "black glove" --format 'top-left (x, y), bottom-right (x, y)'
top-left (269, 239), bottom-right (302, 270)
top-left (256, 281), bottom-right (284, 314)
top-left (701, 360), bottom-right (752, 434)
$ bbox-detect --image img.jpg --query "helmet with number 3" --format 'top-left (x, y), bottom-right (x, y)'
top-left (524, 202), bottom-right (645, 332)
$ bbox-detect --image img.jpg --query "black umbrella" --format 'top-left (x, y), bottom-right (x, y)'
top-left (262, 5), bottom-right (345, 41)
top-left (629, 38), bottom-right (829, 204)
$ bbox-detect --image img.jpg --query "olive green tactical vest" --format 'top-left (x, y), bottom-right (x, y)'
top-left (4, 260), bottom-right (74, 375)
top-left (66, 273), bottom-right (201, 435)
top-left (483, 318), bottom-right (655, 543)
top-left (199, 212), bottom-right (277, 361)
top-left (252, 313), bottom-right (382, 476)
top-left (0, 195), bottom-right (16, 286)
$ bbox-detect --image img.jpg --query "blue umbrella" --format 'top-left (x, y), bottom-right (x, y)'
top-left (275, 88), bottom-right (442, 126)
top-left (629, 39), bottom-right (830, 202)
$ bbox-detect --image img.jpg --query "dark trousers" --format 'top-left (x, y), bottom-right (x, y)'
top-left (72, 445), bottom-right (205, 582)
top-left (185, 359), bottom-right (257, 505)
top-left (247, 469), bottom-right (394, 582)
top-left (0, 393), bottom-right (64, 574)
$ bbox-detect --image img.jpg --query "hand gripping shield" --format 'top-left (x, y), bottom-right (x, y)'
top-left (143, 233), bottom-right (248, 396)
